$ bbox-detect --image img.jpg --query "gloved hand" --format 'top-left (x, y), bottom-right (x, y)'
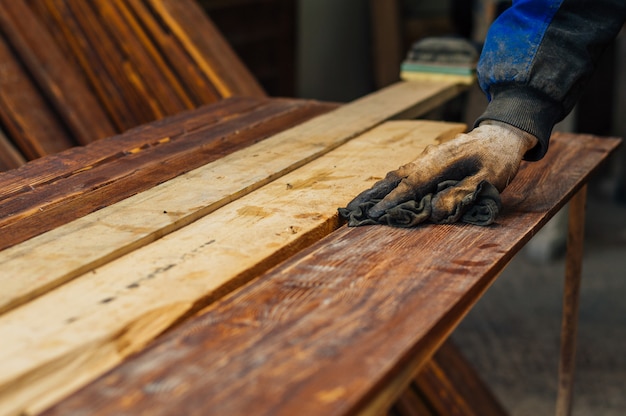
top-left (339, 120), bottom-right (538, 227)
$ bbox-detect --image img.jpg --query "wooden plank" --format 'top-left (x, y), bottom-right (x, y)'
top-left (0, 97), bottom-right (331, 252)
top-left (0, 121), bottom-right (465, 416)
top-left (41, 133), bottom-right (620, 416)
top-left (33, 0), bottom-right (148, 131)
top-left (0, 0), bottom-right (116, 145)
top-left (0, 33), bottom-right (75, 159)
top-left (147, 0), bottom-right (266, 98)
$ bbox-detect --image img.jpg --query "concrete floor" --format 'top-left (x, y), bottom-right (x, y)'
top-left (452, 179), bottom-right (626, 415)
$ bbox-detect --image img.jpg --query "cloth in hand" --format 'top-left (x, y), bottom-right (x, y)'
top-left (338, 180), bottom-right (501, 227)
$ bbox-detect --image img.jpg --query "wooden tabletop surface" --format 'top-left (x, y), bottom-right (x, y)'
top-left (0, 82), bottom-right (619, 416)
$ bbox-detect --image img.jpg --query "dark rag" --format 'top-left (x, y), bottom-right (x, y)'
top-left (338, 180), bottom-right (501, 227)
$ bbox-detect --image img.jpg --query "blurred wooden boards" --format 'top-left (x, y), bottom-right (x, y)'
top-left (40, 132), bottom-right (620, 416)
top-left (0, 0), bottom-right (264, 170)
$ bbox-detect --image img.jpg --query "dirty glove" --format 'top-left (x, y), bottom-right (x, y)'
top-left (339, 120), bottom-right (538, 227)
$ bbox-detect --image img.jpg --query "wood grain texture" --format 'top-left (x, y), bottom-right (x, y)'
top-left (0, 97), bottom-right (331, 252)
top-left (0, 121), bottom-right (464, 416)
top-left (125, 0), bottom-right (222, 105)
top-left (146, 0), bottom-right (266, 98)
top-left (36, 0), bottom-right (158, 130)
top-left (41, 133), bottom-right (620, 416)
top-left (0, 0), bottom-right (116, 145)
top-left (93, 0), bottom-right (193, 114)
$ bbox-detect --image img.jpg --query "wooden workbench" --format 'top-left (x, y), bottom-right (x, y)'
top-left (0, 82), bottom-right (620, 416)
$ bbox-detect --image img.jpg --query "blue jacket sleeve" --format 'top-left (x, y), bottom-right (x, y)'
top-left (474, 0), bottom-right (626, 160)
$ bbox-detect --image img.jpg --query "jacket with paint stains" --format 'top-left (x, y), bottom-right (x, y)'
top-left (475, 0), bottom-right (626, 160)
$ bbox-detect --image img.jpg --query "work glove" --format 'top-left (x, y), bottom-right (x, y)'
top-left (339, 120), bottom-right (538, 227)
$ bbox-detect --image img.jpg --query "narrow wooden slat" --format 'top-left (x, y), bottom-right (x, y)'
top-left (556, 185), bottom-right (587, 416)
top-left (0, 121), bottom-right (464, 416)
top-left (91, 0), bottom-right (190, 116)
top-left (34, 0), bottom-right (145, 131)
top-left (0, 0), bottom-right (116, 145)
top-left (0, 33), bottom-right (74, 159)
top-left (147, 0), bottom-right (266, 98)
top-left (41, 133), bottom-right (619, 416)
top-left (126, 0), bottom-right (221, 105)
top-left (113, 0), bottom-right (197, 110)
top-left (0, 98), bottom-right (330, 253)
top-left (61, 0), bottom-right (159, 128)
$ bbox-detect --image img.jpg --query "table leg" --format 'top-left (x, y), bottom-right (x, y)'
top-left (556, 185), bottom-right (587, 416)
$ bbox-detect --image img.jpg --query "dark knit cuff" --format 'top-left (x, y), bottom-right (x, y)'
top-left (474, 86), bottom-right (564, 161)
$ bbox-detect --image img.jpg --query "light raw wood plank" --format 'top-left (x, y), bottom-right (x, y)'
top-left (0, 80), bottom-right (464, 314)
top-left (0, 120), bottom-right (465, 416)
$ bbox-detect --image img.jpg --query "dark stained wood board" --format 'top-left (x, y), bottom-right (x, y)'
top-left (43, 133), bottom-right (620, 416)
top-left (0, 97), bottom-right (335, 251)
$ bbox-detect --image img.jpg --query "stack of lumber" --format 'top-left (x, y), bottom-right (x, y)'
top-left (0, 0), bottom-right (264, 170)
top-left (0, 80), bottom-right (484, 415)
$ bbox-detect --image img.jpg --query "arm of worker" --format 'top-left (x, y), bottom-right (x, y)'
top-left (340, 0), bottom-right (626, 227)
